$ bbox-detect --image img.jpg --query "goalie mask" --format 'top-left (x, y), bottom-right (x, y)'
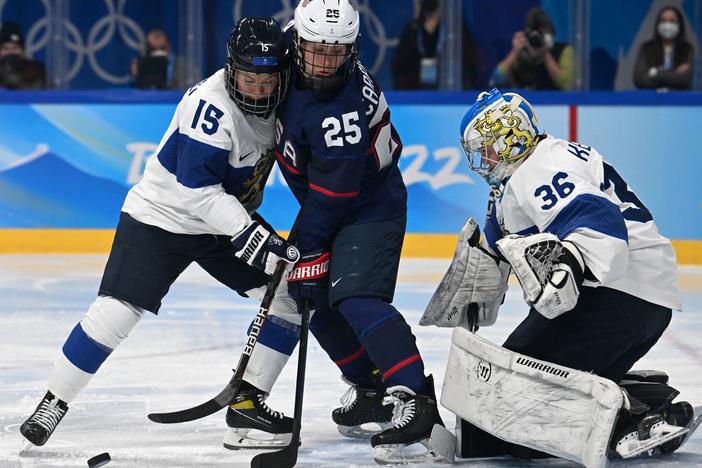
top-left (293, 0), bottom-right (360, 93)
top-left (460, 88), bottom-right (542, 186)
top-left (226, 17), bottom-right (290, 117)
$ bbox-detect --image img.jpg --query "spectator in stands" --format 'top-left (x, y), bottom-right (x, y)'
top-left (130, 28), bottom-right (195, 89)
top-left (0, 21), bottom-right (46, 90)
top-left (490, 7), bottom-right (574, 90)
top-left (633, 6), bottom-right (693, 91)
top-left (392, 0), bottom-right (477, 90)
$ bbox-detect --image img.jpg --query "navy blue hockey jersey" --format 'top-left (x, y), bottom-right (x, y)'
top-left (274, 62), bottom-right (407, 252)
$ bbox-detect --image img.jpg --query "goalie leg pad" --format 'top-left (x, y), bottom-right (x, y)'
top-left (441, 327), bottom-right (623, 468)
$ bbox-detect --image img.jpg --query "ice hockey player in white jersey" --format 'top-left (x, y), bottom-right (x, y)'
top-left (422, 88), bottom-right (697, 464)
top-left (19, 18), bottom-right (300, 450)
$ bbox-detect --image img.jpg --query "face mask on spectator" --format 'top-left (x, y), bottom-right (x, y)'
top-left (658, 21), bottom-right (679, 39)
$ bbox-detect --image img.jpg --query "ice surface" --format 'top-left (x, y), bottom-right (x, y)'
top-left (1, 255), bottom-right (700, 467)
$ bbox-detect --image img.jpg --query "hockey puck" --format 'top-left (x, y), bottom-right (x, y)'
top-left (87, 452), bottom-right (111, 467)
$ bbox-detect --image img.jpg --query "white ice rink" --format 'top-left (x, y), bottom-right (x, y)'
top-left (1, 255), bottom-right (701, 467)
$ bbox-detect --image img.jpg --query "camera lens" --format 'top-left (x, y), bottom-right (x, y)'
top-left (527, 30), bottom-right (543, 48)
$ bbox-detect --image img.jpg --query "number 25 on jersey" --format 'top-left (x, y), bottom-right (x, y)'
top-left (322, 112), bottom-right (361, 147)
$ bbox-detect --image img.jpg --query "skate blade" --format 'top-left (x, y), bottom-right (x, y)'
top-left (373, 439), bottom-right (452, 465)
top-left (19, 439), bottom-right (35, 456)
top-left (337, 421), bottom-right (393, 439)
top-left (223, 428), bottom-right (292, 450)
top-left (427, 424), bottom-right (456, 464)
top-left (617, 423), bottom-right (689, 458)
top-left (667, 408), bottom-right (702, 452)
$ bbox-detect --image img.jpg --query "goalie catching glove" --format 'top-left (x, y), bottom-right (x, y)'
top-left (420, 217), bottom-right (510, 328)
top-left (231, 220), bottom-right (300, 275)
top-left (496, 233), bottom-right (585, 319)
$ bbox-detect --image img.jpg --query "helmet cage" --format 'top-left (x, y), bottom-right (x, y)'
top-left (225, 63), bottom-right (289, 117)
top-left (461, 134), bottom-right (504, 185)
top-left (293, 31), bottom-right (358, 92)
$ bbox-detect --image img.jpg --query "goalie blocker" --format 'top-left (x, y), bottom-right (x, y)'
top-left (440, 327), bottom-right (697, 467)
top-left (420, 217), bottom-right (510, 329)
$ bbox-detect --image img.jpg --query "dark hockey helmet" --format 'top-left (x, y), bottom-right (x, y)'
top-left (292, 0), bottom-right (360, 93)
top-left (226, 17), bottom-right (290, 116)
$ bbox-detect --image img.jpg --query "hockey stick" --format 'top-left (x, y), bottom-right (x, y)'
top-left (147, 212), bottom-right (301, 424)
top-left (251, 299), bottom-right (309, 468)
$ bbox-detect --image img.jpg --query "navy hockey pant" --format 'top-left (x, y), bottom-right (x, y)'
top-left (503, 286), bottom-right (672, 382)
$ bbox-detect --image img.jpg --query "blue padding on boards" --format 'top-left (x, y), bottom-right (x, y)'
top-left (3, 90), bottom-right (702, 106)
top-left (62, 323), bottom-right (113, 374)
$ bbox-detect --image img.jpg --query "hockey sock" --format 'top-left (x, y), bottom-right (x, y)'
top-left (242, 315), bottom-right (300, 393)
top-left (249, 315), bottom-right (300, 356)
top-left (48, 296), bottom-right (143, 402)
top-left (338, 298), bottom-right (426, 394)
top-left (310, 306), bottom-right (376, 386)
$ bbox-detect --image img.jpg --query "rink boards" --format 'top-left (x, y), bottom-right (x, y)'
top-left (0, 91), bottom-right (699, 262)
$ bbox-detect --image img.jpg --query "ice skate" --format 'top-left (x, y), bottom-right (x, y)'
top-left (614, 402), bottom-right (700, 458)
top-left (371, 376), bottom-right (448, 465)
top-left (332, 377), bottom-right (394, 438)
top-left (20, 391), bottom-right (69, 447)
top-left (222, 382), bottom-right (293, 450)
top-left (660, 402), bottom-right (702, 454)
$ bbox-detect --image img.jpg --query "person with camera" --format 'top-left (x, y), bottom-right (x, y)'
top-left (0, 21), bottom-right (46, 90)
top-left (490, 7), bottom-right (574, 90)
top-left (130, 28), bottom-right (190, 89)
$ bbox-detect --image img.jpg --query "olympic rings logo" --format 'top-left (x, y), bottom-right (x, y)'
top-left (0, 0), bottom-right (399, 86)
top-left (0, 0), bottom-right (144, 85)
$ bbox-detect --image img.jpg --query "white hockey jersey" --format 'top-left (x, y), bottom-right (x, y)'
top-left (122, 69), bottom-right (276, 237)
top-left (484, 135), bottom-right (681, 311)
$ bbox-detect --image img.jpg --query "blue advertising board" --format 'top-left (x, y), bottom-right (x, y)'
top-left (0, 92), bottom-right (699, 241)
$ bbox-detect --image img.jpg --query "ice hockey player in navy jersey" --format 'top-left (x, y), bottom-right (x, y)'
top-left (423, 88), bottom-right (696, 461)
top-left (223, 0), bottom-right (444, 462)
top-left (19, 18), bottom-right (300, 449)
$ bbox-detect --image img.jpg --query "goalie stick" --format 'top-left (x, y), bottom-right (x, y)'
top-left (251, 299), bottom-right (310, 468)
top-left (148, 210), bottom-right (301, 424)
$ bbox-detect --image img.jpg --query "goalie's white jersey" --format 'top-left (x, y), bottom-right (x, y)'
top-left (485, 135), bottom-right (681, 311)
top-left (122, 69), bottom-right (276, 237)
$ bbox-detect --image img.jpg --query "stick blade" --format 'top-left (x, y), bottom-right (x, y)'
top-left (147, 398), bottom-right (223, 424)
top-left (147, 377), bottom-right (241, 424)
top-left (250, 443), bottom-right (299, 468)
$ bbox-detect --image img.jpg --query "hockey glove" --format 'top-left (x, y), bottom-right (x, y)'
top-left (287, 249), bottom-right (330, 310)
top-left (420, 217), bottom-right (510, 328)
top-left (496, 233), bottom-right (585, 319)
top-left (231, 221), bottom-right (300, 275)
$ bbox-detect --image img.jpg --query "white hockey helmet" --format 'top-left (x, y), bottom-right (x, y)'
top-left (293, 0), bottom-right (360, 92)
top-left (460, 88), bottom-right (542, 186)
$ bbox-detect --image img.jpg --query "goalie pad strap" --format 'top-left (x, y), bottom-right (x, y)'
top-left (441, 326), bottom-right (624, 468)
